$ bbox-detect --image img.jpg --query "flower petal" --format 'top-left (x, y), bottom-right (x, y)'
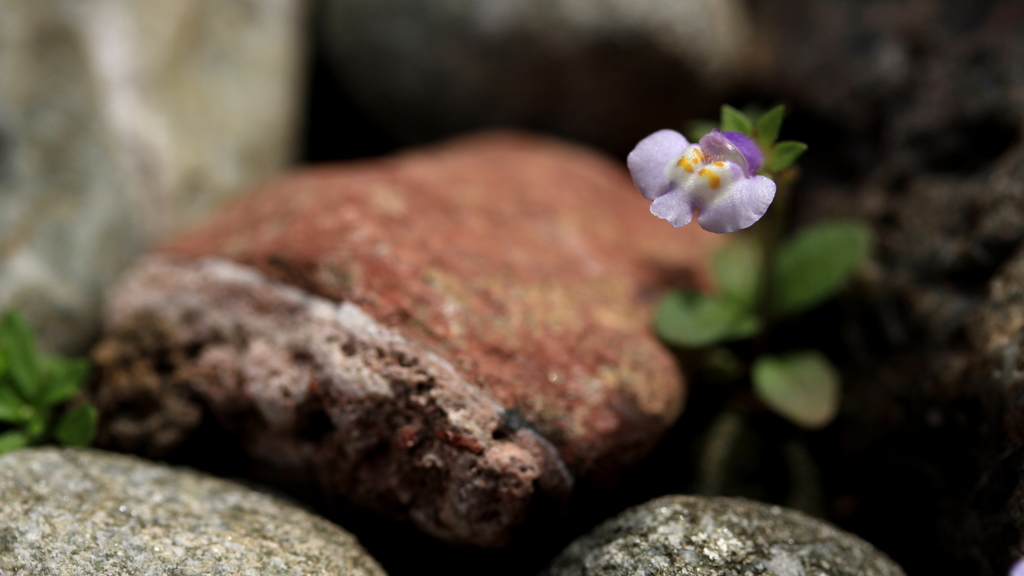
top-left (721, 130), bottom-right (764, 175)
top-left (699, 130), bottom-right (750, 177)
top-left (697, 175), bottom-right (776, 234)
top-left (650, 189), bottom-right (694, 228)
top-left (628, 130), bottom-right (689, 200)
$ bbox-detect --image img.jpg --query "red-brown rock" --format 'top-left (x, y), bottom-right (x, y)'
top-left (92, 132), bottom-right (719, 546)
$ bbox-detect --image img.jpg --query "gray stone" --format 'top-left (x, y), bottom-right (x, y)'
top-left (319, 0), bottom-right (752, 153)
top-left (540, 495), bottom-right (906, 576)
top-left (0, 0), bottom-right (306, 353)
top-left (0, 447), bottom-right (387, 576)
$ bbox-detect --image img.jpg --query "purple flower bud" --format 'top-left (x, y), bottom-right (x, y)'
top-left (627, 129), bottom-right (776, 234)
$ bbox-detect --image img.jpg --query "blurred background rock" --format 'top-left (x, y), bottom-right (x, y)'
top-left (0, 0), bottom-right (306, 353)
top-left (317, 0), bottom-right (753, 155)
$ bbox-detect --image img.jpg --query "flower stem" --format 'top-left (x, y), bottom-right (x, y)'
top-left (754, 167), bottom-right (796, 320)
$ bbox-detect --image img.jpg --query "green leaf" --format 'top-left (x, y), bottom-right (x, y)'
top-left (0, 310), bottom-right (40, 401)
top-left (655, 291), bottom-right (762, 348)
top-left (0, 381), bottom-right (33, 424)
top-left (752, 351), bottom-right (841, 429)
top-left (23, 409), bottom-right (48, 441)
top-left (54, 403), bottom-right (97, 447)
top-left (712, 236), bottom-right (763, 306)
top-left (765, 141), bottom-right (808, 173)
top-left (720, 105), bottom-right (753, 135)
top-left (755, 105), bottom-right (785, 148)
top-left (38, 357), bottom-right (90, 406)
top-left (770, 221), bottom-right (873, 317)
top-left (685, 120), bottom-right (717, 142)
top-left (0, 430), bottom-right (29, 455)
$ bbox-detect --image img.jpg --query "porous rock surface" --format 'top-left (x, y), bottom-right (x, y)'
top-left (93, 132), bottom-right (718, 546)
top-left (966, 241), bottom-right (1024, 562)
top-left (0, 447), bottom-right (386, 576)
top-left (540, 495), bottom-right (906, 576)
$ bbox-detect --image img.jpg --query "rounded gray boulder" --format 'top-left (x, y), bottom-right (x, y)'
top-left (541, 495), bottom-right (906, 576)
top-left (0, 447), bottom-right (387, 576)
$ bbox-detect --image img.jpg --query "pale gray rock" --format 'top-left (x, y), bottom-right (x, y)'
top-left (0, 0), bottom-right (306, 353)
top-left (540, 495), bottom-right (906, 576)
top-left (320, 0), bottom-right (752, 152)
top-left (0, 447), bottom-right (388, 576)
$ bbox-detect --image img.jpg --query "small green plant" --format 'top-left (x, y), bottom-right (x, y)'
top-left (638, 104), bottom-right (872, 429)
top-left (0, 309), bottom-right (97, 454)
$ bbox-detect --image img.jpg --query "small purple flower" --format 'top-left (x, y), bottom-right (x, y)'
top-left (627, 129), bottom-right (776, 234)
top-left (1011, 558), bottom-right (1024, 576)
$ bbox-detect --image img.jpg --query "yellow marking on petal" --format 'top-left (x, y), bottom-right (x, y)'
top-left (694, 149), bottom-right (707, 163)
top-left (677, 158), bottom-right (695, 173)
top-left (699, 168), bottom-right (721, 189)
top-left (714, 161), bottom-right (725, 167)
